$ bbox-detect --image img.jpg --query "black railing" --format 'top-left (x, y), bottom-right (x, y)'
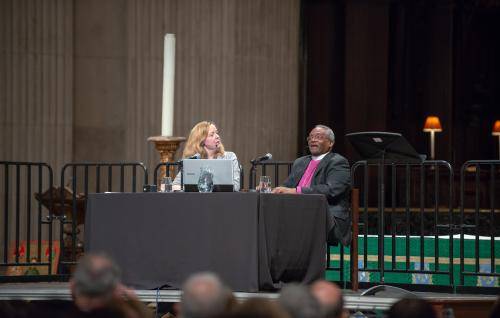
top-left (0, 159), bottom-right (498, 292)
top-left (0, 161), bottom-right (55, 278)
top-left (249, 161), bottom-right (293, 190)
top-left (58, 162), bottom-right (148, 270)
top-left (351, 160), bottom-right (454, 289)
top-left (459, 160), bottom-right (500, 287)
top-left (153, 162), bottom-right (182, 187)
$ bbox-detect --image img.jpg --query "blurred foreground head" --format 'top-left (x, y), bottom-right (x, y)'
top-left (278, 284), bottom-right (321, 318)
top-left (70, 253), bottom-right (121, 312)
top-left (231, 298), bottom-right (290, 318)
top-left (180, 272), bottom-right (234, 318)
top-left (387, 297), bottom-right (437, 318)
top-left (310, 280), bottom-right (346, 318)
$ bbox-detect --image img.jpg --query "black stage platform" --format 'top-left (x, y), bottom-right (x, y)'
top-left (0, 282), bottom-right (496, 314)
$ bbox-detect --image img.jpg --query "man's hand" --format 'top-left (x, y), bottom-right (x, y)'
top-left (272, 187), bottom-right (297, 194)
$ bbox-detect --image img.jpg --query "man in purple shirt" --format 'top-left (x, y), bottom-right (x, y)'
top-left (273, 125), bottom-right (352, 246)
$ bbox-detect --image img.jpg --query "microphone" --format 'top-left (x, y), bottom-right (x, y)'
top-left (186, 153), bottom-right (201, 160)
top-left (177, 153), bottom-right (200, 163)
top-left (251, 153), bottom-right (272, 164)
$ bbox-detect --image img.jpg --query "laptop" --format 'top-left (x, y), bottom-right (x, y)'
top-left (182, 159), bottom-right (234, 192)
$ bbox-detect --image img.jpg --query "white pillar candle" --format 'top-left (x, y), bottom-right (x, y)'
top-left (161, 34), bottom-right (175, 136)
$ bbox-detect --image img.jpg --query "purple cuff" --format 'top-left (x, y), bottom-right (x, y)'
top-left (296, 186), bottom-right (302, 194)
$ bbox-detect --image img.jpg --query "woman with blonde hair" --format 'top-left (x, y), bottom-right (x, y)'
top-left (173, 121), bottom-right (240, 191)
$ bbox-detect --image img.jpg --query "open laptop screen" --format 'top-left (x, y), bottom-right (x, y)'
top-left (182, 159), bottom-right (234, 192)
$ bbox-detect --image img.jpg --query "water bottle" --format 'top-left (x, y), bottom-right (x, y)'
top-left (198, 166), bottom-right (214, 193)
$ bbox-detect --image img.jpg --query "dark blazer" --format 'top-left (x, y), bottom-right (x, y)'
top-left (283, 152), bottom-right (352, 245)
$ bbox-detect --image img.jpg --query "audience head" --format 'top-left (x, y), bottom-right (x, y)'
top-left (180, 272), bottom-right (233, 318)
top-left (307, 125), bottom-right (335, 156)
top-left (0, 300), bottom-right (32, 318)
top-left (278, 284), bottom-right (321, 318)
top-left (230, 298), bottom-right (290, 318)
top-left (183, 121), bottom-right (225, 159)
top-left (310, 280), bottom-right (345, 318)
top-left (70, 252), bottom-right (122, 312)
top-left (387, 297), bottom-right (436, 318)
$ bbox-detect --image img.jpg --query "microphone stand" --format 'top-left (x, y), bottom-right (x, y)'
top-left (249, 155), bottom-right (271, 190)
top-left (179, 160), bottom-right (184, 190)
top-left (249, 161), bottom-right (257, 190)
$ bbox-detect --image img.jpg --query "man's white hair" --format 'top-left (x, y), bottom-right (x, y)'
top-left (180, 272), bottom-right (230, 318)
top-left (314, 125), bottom-right (335, 142)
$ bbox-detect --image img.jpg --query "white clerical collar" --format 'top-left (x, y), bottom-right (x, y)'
top-left (312, 153), bottom-right (328, 161)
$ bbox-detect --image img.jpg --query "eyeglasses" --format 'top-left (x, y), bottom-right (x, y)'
top-left (306, 134), bottom-right (327, 142)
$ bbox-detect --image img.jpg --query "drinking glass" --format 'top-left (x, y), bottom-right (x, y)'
top-left (259, 176), bottom-right (272, 193)
top-left (160, 176), bottom-right (173, 192)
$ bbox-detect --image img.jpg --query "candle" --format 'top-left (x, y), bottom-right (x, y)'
top-left (162, 34), bottom-right (175, 136)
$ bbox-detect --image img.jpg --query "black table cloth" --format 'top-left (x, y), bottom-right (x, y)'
top-left (85, 192), bottom-right (327, 292)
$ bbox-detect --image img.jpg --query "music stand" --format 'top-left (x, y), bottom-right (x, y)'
top-left (346, 131), bottom-right (424, 283)
top-left (346, 131), bottom-right (424, 164)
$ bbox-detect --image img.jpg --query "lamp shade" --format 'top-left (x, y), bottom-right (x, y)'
top-left (492, 120), bottom-right (500, 136)
top-left (423, 116), bottom-right (442, 132)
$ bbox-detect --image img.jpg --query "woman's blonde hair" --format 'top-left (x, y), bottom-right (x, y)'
top-left (182, 121), bottom-right (225, 159)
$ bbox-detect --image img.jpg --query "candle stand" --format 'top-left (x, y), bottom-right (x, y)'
top-left (148, 136), bottom-right (186, 184)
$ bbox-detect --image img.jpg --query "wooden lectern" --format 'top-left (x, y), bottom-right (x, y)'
top-left (35, 186), bottom-right (86, 266)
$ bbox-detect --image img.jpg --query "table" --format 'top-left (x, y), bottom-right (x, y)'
top-left (85, 192), bottom-right (327, 292)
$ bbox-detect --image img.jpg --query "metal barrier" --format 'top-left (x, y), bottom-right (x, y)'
top-left (1, 159), bottom-right (499, 292)
top-left (0, 161), bottom-right (56, 278)
top-left (249, 161), bottom-right (293, 190)
top-left (351, 160), bottom-right (454, 289)
top-left (459, 160), bottom-right (500, 287)
top-left (58, 162), bottom-right (148, 271)
top-left (153, 162), bottom-right (182, 186)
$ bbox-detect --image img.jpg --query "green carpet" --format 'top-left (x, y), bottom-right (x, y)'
top-left (326, 235), bottom-right (499, 288)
